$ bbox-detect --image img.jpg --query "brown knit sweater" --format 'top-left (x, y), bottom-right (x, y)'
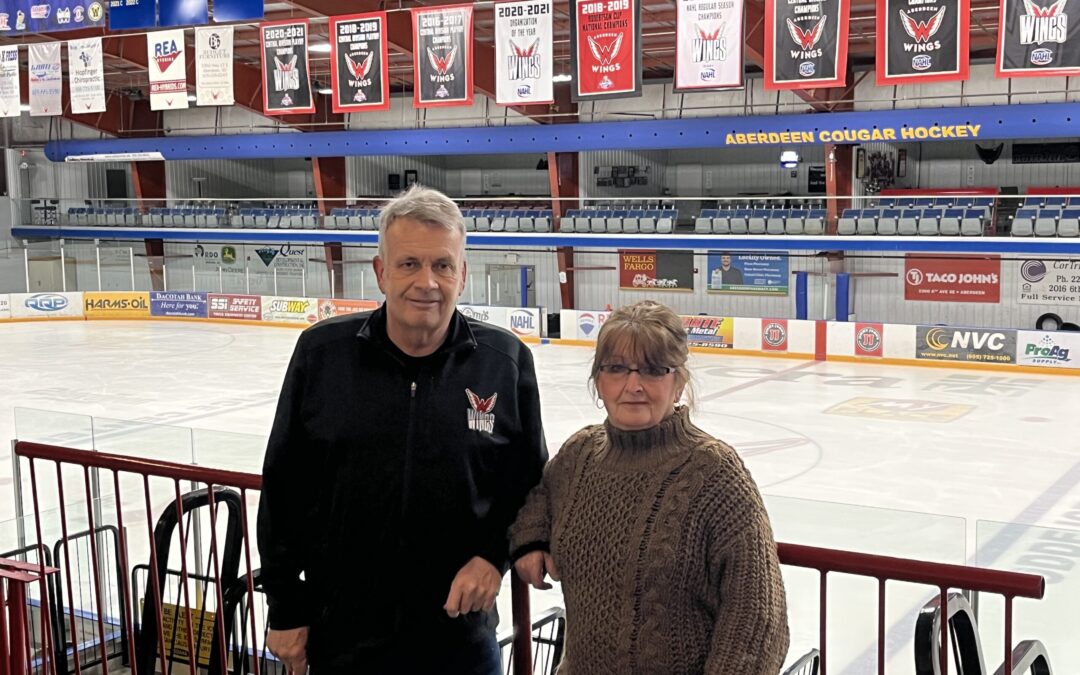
top-left (509, 407), bottom-right (789, 675)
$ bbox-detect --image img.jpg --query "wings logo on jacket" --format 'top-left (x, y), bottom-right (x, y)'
top-left (427, 45), bottom-right (458, 74)
top-left (510, 39), bottom-right (539, 57)
top-left (346, 52), bottom-right (373, 80)
top-left (899, 6), bottom-right (946, 43)
top-left (1023, 0), bottom-right (1067, 17)
top-left (587, 33), bottom-right (624, 65)
top-left (466, 388), bottom-right (498, 414)
top-left (786, 16), bottom-right (827, 50)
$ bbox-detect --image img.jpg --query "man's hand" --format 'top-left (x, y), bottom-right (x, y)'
top-left (445, 556), bottom-right (502, 618)
top-left (267, 626), bottom-right (309, 674)
top-left (514, 551), bottom-right (559, 590)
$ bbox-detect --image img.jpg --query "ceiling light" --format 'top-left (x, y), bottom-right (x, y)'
top-left (187, 94), bottom-right (197, 101)
top-left (309, 43), bottom-right (331, 54)
top-left (552, 74), bottom-right (572, 83)
top-left (318, 87), bottom-right (332, 95)
top-left (19, 104), bottom-right (30, 112)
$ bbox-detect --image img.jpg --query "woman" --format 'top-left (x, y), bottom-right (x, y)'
top-left (510, 300), bottom-right (789, 674)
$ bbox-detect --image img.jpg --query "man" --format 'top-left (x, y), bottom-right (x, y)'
top-left (258, 185), bottom-right (548, 674)
top-left (715, 253), bottom-right (744, 286)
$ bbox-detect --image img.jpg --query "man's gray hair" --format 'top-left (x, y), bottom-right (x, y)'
top-left (377, 185), bottom-right (466, 259)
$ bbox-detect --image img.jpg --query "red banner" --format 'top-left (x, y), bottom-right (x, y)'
top-left (570, 0), bottom-right (642, 100)
top-left (854, 322), bottom-right (884, 357)
top-left (904, 254), bottom-right (1001, 303)
top-left (761, 319), bottom-right (789, 351)
top-left (208, 294), bottom-right (262, 320)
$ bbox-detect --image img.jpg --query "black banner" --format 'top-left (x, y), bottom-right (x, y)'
top-left (412, 4), bottom-right (474, 108)
top-left (766, 0), bottom-right (848, 89)
top-left (877, 0), bottom-right (968, 83)
top-left (261, 19), bottom-right (314, 115)
top-left (997, 0), bottom-right (1080, 76)
top-left (330, 13), bottom-right (390, 113)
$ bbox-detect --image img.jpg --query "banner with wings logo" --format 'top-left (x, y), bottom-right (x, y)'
top-left (877, 0), bottom-right (968, 83)
top-left (495, 0), bottom-right (554, 105)
top-left (998, 0), bottom-right (1080, 76)
top-left (261, 19), bottom-right (314, 115)
top-left (570, 0), bottom-right (641, 100)
top-left (412, 4), bottom-right (474, 108)
top-left (675, 0), bottom-right (744, 90)
top-left (765, 0), bottom-right (848, 89)
top-left (330, 13), bottom-right (390, 112)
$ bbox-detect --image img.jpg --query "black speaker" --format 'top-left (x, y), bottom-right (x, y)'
top-left (388, 174), bottom-right (401, 191)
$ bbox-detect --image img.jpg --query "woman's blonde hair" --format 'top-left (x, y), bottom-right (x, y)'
top-left (588, 300), bottom-right (694, 408)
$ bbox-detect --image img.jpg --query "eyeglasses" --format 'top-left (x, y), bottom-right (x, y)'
top-left (597, 364), bottom-right (676, 381)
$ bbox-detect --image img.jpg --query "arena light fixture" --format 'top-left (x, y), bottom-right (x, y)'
top-left (780, 150), bottom-right (800, 169)
top-left (552, 74), bottom-right (572, 83)
top-left (309, 43), bottom-right (331, 53)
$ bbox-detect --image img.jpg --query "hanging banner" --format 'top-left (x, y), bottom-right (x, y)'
top-left (159, 0), bottom-right (208, 27)
top-left (877, 0), bottom-right (969, 84)
top-left (570, 0), bottom-right (642, 100)
top-left (330, 13), bottom-right (390, 113)
top-left (412, 4), bottom-right (474, 108)
top-left (147, 29), bottom-right (189, 111)
top-left (0, 46), bottom-right (20, 118)
top-left (28, 42), bottom-right (61, 117)
top-left (21, 0), bottom-right (104, 32)
top-left (108, 0), bottom-right (156, 30)
top-left (213, 0), bottom-right (263, 22)
top-left (765, 0), bottom-right (849, 89)
top-left (997, 0), bottom-right (1080, 76)
top-left (261, 19), bottom-right (315, 115)
top-left (195, 26), bottom-right (234, 106)
top-left (494, 0), bottom-right (554, 105)
top-left (675, 0), bottom-right (744, 90)
top-left (67, 37), bottom-right (106, 114)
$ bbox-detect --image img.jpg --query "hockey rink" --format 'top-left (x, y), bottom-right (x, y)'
top-left (1, 319), bottom-right (1078, 673)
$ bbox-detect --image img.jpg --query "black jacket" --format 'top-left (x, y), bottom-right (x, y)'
top-left (257, 306), bottom-right (548, 655)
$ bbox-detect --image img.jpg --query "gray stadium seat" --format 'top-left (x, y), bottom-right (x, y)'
top-left (803, 210), bottom-right (825, 235)
top-left (856, 209), bottom-right (879, 235)
top-left (877, 209), bottom-right (900, 236)
top-left (898, 210), bottom-right (919, 236)
top-left (766, 214), bottom-right (786, 235)
top-left (939, 208), bottom-right (964, 236)
top-left (960, 209), bottom-right (983, 236)
top-left (1012, 209), bottom-right (1035, 236)
top-left (837, 210), bottom-right (858, 236)
top-left (1058, 208), bottom-right (1080, 237)
top-left (918, 209), bottom-right (941, 236)
top-left (747, 210), bottom-right (767, 235)
top-left (1035, 209), bottom-right (1059, 237)
top-left (656, 213), bottom-right (674, 234)
top-left (729, 210), bottom-right (749, 234)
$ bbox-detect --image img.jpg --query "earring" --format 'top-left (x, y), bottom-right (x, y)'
top-left (595, 398), bottom-right (605, 409)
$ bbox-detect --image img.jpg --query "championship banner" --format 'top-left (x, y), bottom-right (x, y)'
top-left (765, 0), bottom-right (849, 89)
top-left (147, 29), bottom-right (188, 111)
top-left (0, 46), bottom-right (20, 118)
top-left (330, 13), bottom-right (390, 113)
top-left (675, 0), bottom-right (744, 90)
top-left (494, 0), bottom-right (554, 105)
top-left (261, 19), bottom-right (315, 115)
top-left (195, 26), bottom-right (234, 107)
top-left (28, 42), bottom-right (61, 116)
top-left (570, 0), bottom-right (642, 100)
top-left (876, 0), bottom-right (969, 84)
top-left (67, 37), bottom-right (106, 114)
top-left (997, 0), bottom-right (1080, 76)
top-left (412, 4), bottom-right (474, 108)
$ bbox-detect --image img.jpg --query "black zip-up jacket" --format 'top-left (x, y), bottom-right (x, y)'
top-left (257, 306), bottom-right (548, 659)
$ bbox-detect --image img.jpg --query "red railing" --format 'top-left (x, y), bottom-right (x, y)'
top-left (9, 441), bottom-right (1047, 675)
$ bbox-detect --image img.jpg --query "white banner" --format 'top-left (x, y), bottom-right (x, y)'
top-left (675, 0), bottom-right (744, 90)
top-left (0, 46), bottom-right (20, 118)
top-left (1017, 331), bottom-right (1080, 370)
top-left (10, 292), bottom-right (84, 319)
top-left (494, 0), bottom-right (554, 105)
top-left (253, 243), bottom-right (306, 276)
top-left (1018, 259), bottom-right (1080, 306)
top-left (262, 296), bottom-right (318, 324)
top-left (458, 305), bottom-right (541, 337)
top-left (0, 294), bottom-right (10, 320)
top-left (195, 26), bottom-right (234, 106)
top-left (559, 309), bottom-right (611, 340)
top-left (67, 38), bottom-right (106, 114)
top-left (147, 29), bottom-right (189, 111)
top-left (28, 42), bottom-right (62, 117)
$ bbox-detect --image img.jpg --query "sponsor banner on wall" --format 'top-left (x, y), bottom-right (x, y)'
top-left (195, 26), bottom-right (234, 106)
top-left (108, 0), bottom-right (156, 30)
top-left (495, 0), bottom-right (554, 105)
top-left (855, 322), bottom-right (885, 357)
top-left (571, 309), bottom-right (611, 340)
top-left (67, 37), bottom-right (106, 114)
top-left (707, 252), bottom-right (789, 294)
top-left (619, 249), bottom-right (694, 291)
top-left (147, 29), bottom-right (188, 111)
top-left (0, 294), bottom-right (10, 319)
top-left (253, 243), bottom-right (305, 276)
top-left (151, 291), bottom-right (209, 318)
top-left (84, 292), bottom-right (151, 319)
top-left (570, 0), bottom-right (642, 100)
top-left (877, 0), bottom-right (969, 84)
top-left (904, 254), bottom-right (1001, 303)
top-left (459, 305), bottom-right (542, 337)
top-left (1017, 258), bottom-right (1080, 306)
top-left (194, 243), bottom-right (244, 272)
top-left (263, 296), bottom-right (318, 324)
top-left (412, 4), bottom-right (474, 108)
top-left (330, 13), bottom-right (390, 113)
top-left (765, 0), bottom-right (849, 89)
top-left (28, 42), bottom-right (61, 116)
top-left (0, 46), bottom-right (20, 118)
top-left (262, 19), bottom-right (315, 115)
top-left (675, 0), bottom-right (744, 90)
top-left (1017, 330), bottom-right (1080, 369)
top-left (318, 298), bottom-right (379, 321)
top-left (208, 294), bottom-right (261, 320)
top-left (761, 319), bottom-right (789, 351)
top-left (10, 292), bottom-right (83, 318)
top-left (915, 326), bottom-right (1017, 364)
top-left (997, 0), bottom-right (1080, 77)
top-left (683, 315), bottom-right (734, 349)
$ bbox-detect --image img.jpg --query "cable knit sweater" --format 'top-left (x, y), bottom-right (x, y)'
top-left (509, 407), bottom-right (789, 675)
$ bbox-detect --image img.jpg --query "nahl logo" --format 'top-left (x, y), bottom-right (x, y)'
top-left (427, 45), bottom-right (458, 81)
top-left (1020, 0), bottom-right (1068, 45)
top-left (466, 388), bottom-right (497, 433)
top-left (587, 33), bottom-right (624, 72)
top-left (692, 22), bottom-right (728, 62)
top-left (786, 16), bottom-right (826, 59)
top-left (507, 39), bottom-right (541, 80)
top-left (900, 7), bottom-right (946, 52)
